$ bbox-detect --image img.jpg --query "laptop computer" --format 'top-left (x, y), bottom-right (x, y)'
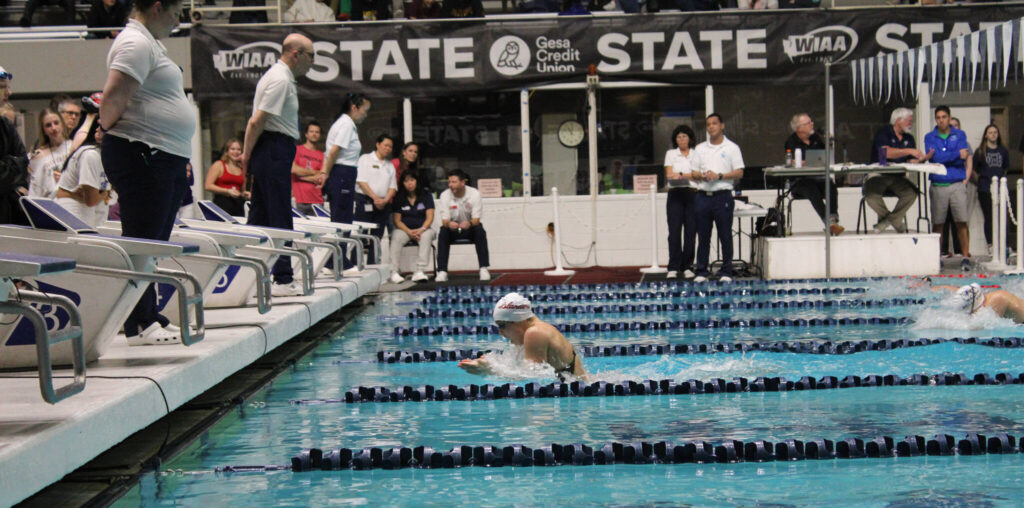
top-left (803, 149), bottom-right (828, 167)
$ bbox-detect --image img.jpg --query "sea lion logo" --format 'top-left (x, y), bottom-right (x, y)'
top-left (490, 36), bottom-right (530, 76)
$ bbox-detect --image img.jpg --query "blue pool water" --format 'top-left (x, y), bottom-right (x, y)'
top-left (117, 279), bottom-right (1024, 507)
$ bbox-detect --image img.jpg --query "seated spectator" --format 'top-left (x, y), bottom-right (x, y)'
top-left (388, 170), bottom-right (435, 284)
top-left (86, 0), bottom-right (128, 38)
top-left (292, 121), bottom-right (325, 215)
top-left (435, 168), bottom-right (490, 282)
top-left (784, 112), bottom-right (844, 236)
top-left (865, 107), bottom-right (924, 234)
top-left (737, 0), bottom-right (777, 7)
top-left (56, 109), bottom-right (110, 227)
top-left (28, 108), bottom-right (71, 199)
top-left (20, 0), bottom-right (76, 27)
top-left (284, 0), bottom-right (336, 22)
top-left (351, 0), bottom-right (392, 19)
top-left (205, 138), bottom-right (249, 217)
top-left (230, 0), bottom-right (269, 23)
top-left (676, 0), bottom-right (718, 10)
top-left (407, 0), bottom-right (442, 18)
top-left (57, 97), bottom-right (82, 136)
top-left (354, 133), bottom-right (397, 239)
top-left (442, 0), bottom-right (483, 16)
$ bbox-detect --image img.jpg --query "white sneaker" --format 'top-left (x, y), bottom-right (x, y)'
top-left (127, 322), bottom-right (182, 347)
top-left (389, 272), bottom-right (405, 284)
top-left (435, 271), bottom-right (448, 282)
top-left (719, 275), bottom-right (733, 283)
top-left (683, 269), bottom-right (695, 278)
top-left (693, 275), bottom-right (708, 283)
top-left (162, 323), bottom-right (180, 335)
top-left (666, 271), bottom-right (678, 279)
top-left (272, 281), bottom-right (303, 297)
top-left (479, 268), bottom-right (491, 281)
top-left (411, 270), bottom-right (428, 282)
top-left (342, 267), bottom-right (362, 276)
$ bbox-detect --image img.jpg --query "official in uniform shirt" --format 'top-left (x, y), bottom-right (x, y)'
top-left (354, 133), bottom-right (397, 240)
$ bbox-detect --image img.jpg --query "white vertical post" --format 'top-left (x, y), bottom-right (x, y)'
top-left (520, 89), bottom-right (531, 198)
top-left (640, 184), bottom-right (667, 274)
top-left (544, 188), bottom-right (575, 276)
top-left (1015, 179), bottom-right (1024, 273)
top-left (705, 85), bottom-right (714, 116)
top-left (991, 178), bottom-right (1000, 262)
top-left (402, 98), bottom-right (413, 143)
top-left (587, 75), bottom-right (599, 251)
top-left (999, 177), bottom-right (1009, 265)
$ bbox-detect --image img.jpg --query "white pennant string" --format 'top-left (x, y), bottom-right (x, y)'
top-left (971, 31), bottom-right (981, 92)
top-left (1003, 20), bottom-right (1013, 87)
top-left (867, 56), bottom-right (875, 102)
top-left (942, 39), bottom-right (953, 96)
top-left (955, 36), bottom-right (966, 92)
top-left (929, 44), bottom-right (939, 95)
top-left (885, 53), bottom-right (893, 102)
top-left (896, 51), bottom-right (905, 100)
top-left (916, 47), bottom-right (926, 99)
top-left (860, 58), bottom-right (868, 104)
top-left (984, 26), bottom-right (995, 91)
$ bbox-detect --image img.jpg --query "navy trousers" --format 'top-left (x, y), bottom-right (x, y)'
top-left (246, 131), bottom-right (296, 284)
top-left (101, 135), bottom-right (188, 336)
top-left (437, 225), bottom-right (489, 272)
top-left (325, 164), bottom-right (358, 268)
top-left (666, 188), bottom-right (697, 273)
top-left (694, 191), bottom-right (734, 277)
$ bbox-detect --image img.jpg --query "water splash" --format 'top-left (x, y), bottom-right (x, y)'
top-left (910, 297), bottom-right (1017, 331)
top-left (589, 354), bottom-right (786, 384)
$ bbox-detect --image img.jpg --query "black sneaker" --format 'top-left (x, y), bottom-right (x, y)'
top-left (961, 258), bottom-right (971, 272)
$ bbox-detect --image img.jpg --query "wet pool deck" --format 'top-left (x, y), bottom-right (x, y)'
top-left (0, 265), bottom-right (389, 507)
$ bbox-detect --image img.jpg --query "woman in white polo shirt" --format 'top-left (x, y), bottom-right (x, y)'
top-left (354, 133), bottom-right (397, 240)
top-left (664, 124), bottom-right (701, 280)
top-left (99, 0), bottom-right (194, 346)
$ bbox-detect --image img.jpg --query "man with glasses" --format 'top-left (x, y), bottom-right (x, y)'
top-left (783, 112), bottom-right (844, 236)
top-left (58, 99), bottom-right (83, 134)
top-left (458, 292), bottom-right (587, 382)
top-left (241, 33), bottom-right (314, 297)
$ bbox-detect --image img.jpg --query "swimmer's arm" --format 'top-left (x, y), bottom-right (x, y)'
top-left (521, 329), bottom-right (549, 365)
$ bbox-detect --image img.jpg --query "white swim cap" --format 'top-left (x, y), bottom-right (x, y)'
top-left (493, 292), bottom-right (535, 322)
top-left (956, 283), bottom-right (983, 312)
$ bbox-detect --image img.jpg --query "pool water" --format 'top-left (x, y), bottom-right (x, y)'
top-left (117, 279), bottom-right (1024, 507)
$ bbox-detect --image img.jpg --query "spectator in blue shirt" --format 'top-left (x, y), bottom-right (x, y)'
top-left (925, 105), bottom-right (972, 268)
top-left (864, 107), bottom-right (926, 234)
top-left (972, 124), bottom-right (1010, 253)
top-left (388, 170), bottom-right (435, 284)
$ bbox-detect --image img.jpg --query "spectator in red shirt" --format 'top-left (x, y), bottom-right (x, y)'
top-left (292, 120), bottom-right (325, 215)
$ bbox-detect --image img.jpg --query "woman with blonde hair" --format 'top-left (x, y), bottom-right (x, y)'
top-left (205, 138), bottom-right (249, 216)
top-left (28, 108), bottom-right (71, 198)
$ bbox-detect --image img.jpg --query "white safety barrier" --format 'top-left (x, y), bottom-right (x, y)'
top-left (991, 178), bottom-right (1000, 265)
top-left (544, 188), bottom-right (575, 276)
top-left (640, 184), bottom-right (666, 275)
top-left (1008, 180), bottom-right (1024, 274)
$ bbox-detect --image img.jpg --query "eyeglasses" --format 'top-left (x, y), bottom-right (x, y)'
top-left (0, 71), bottom-right (11, 80)
top-left (61, 110), bottom-right (81, 117)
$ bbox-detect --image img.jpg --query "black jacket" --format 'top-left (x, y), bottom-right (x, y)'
top-left (0, 116), bottom-right (29, 225)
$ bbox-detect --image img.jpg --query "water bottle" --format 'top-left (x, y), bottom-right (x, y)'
top-left (877, 146), bottom-right (888, 166)
top-left (785, 149), bottom-right (793, 167)
top-left (794, 148), bottom-right (803, 169)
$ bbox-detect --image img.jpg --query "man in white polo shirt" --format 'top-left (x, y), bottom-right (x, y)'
top-left (354, 133), bottom-right (397, 240)
top-left (691, 113), bottom-right (745, 283)
top-left (436, 169), bottom-right (490, 282)
top-left (241, 33), bottom-right (314, 297)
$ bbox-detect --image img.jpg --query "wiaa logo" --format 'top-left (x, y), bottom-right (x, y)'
top-left (489, 35), bottom-right (530, 77)
top-left (213, 42), bottom-right (282, 78)
top-left (782, 25), bottom-right (858, 64)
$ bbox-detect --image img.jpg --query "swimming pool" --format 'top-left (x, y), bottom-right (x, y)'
top-left (116, 278), bottom-right (1024, 506)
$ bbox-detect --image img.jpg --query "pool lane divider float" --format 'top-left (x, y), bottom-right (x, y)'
top-left (430, 275), bottom-right (997, 294)
top-left (422, 287), bottom-right (869, 305)
top-left (374, 337), bottom-right (1024, 364)
top-left (393, 316), bottom-right (912, 336)
top-left (216, 432), bottom-right (1022, 473)
top-left (405, 298), bottom-right (926, 319)
top-left (290, 370), bottom-right (1024, 405)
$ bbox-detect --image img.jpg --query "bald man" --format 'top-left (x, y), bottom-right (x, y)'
top-left (458, 292), bottom-right (587, 381)
top-left (242, 33), bottom-right (315, 297)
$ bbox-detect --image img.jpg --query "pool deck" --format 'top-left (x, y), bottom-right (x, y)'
top-left (0, 265), bottom-right (389, 507)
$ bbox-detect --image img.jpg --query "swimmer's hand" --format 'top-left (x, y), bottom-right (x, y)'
top-left (457, 357), bottom-right (491, 376)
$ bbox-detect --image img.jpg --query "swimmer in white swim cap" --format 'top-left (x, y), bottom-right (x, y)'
top-left (457, 292), bottom-right (587, 381)
top-left (932, 282), bottom-right (1024, 323)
